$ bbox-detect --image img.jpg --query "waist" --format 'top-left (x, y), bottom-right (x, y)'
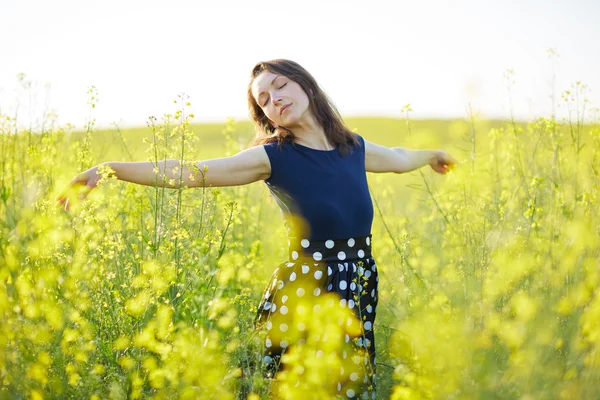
top-left (287, 234), bottom-right (372, 262)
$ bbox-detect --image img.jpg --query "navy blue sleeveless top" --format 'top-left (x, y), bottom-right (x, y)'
top-left (262, 134), bottom-right (373, 241)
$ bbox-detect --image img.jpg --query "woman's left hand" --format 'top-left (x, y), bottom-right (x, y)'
top-left (429, 150), bottom-right (458, 174)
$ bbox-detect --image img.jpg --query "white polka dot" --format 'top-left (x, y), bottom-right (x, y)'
top-left (314, 270), bottom-right (323, 280)
top-left (350, 372), bottom-right (359, 381)
top-left (296, 287), bottom-right (305, 297)
top-left (366, 237), bottom-right (370, 245)
top-left (297, 322), bottom-right (306, 331)
top-left (337, 382), bottom-right (342, 391)
top-left (280, 305), bottom-right (288, 315)
top-left (371, 289), bottom-right (375, 298)
top-left (340, 366), bottom-right (344, 375)
top-left (277, 280), bottom-right (284, 289)
top-left (270, 303), bottom-right (277, 312)
top-left (263, 302), bottom-right (271, 310)
top-left (338, 251), bottom-right (346, 260)
top-left (301, 239), bottom-right (310, 248)
top-left (280, 340), bottom-right (288, 348)
top-left (372, 264), bottom-right (377, 272)
top-left (313, 252), bottom-right (322, 261)
top-left (347, 238), bottom-right (355, 247)
top-left (364, 321), bottom-right (372, 330)
top-left (339, 280), bottom-right (347, 290)
top-left (372, 392), bottom-right (376, 399)
top-left (264, 356), bottom-right (272, 364)
top-left (353, 264), bottom-right (357, 273)
top-left (266, 338), bottom-right (272, 347)
top-left (282, 295), bottom-right (288, 304)
top-left (358, 249), bottom-right (365, 258)
top-left (338, 264), bottom-right (344, 272)
top-left (347, 389), bottom-right (355, 398)
top-left (292, 251), bottom-right (298, 260)
top-left (343, 350), bottom-right (347, 358)
top-left (266, 321), bottom-right (272, 330)
top-left (326, 240), bottom-right (335, 249)
top-left (313, 287), bottom-right (321, 296)
top-left (345, 334), bottom-right (350, 343)
top-left (280, 323), bottom-right (288, 332)
top-left (327, 284), bottom-right (333, 290)
top-left (357, 337), bottom-right (363, 347)
top-left (366, 305), bottom-right (372, 313)
top-left (286, 262), bottom-right (294, 267)
top-left (347, 317), bottom-right (353, 326)
top-left (340, 298), bottom-right (347, 307)
top-left (313, 304), bottom-right (321, 312)
top-left (302, 265), bottom-right (310, 274)
top-left (364, 270), bottom-right (371, 278)
top-left (350, 282), bottom-right (356, 291)
top-left (327, 266), bottom-right (332, 276)
top-left (358, 267), bottom-right (364, 275)
top-left (362, 391), bottom-right (369, 399)
top-left (348, 299), bottom-right (355, 308)
top-left (290, 272), bottom-right (297, 281)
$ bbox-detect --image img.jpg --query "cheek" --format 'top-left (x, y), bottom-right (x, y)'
top-left (294, 90), bottom-right (310, 109)
top-left (263, 105), bottom-right (279, 122)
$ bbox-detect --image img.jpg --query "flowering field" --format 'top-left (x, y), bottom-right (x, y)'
top-left (1, 86), bottom-right (599, 399)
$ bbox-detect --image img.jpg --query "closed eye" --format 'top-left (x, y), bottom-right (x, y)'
top-left (261, 83), bottom-right (287, 107)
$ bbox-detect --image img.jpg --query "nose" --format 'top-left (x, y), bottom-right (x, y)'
top-left (271, 92), bottom-right (282, 106)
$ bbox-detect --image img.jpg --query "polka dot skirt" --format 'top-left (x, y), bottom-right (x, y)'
top-left (254, 235), bottom-right (378, 399)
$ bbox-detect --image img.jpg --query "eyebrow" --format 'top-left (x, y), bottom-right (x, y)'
top-left (257, 75), bottom-right (282, 100)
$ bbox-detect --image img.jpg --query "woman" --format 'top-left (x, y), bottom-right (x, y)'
top-left (56, 59), bottom-right (457, 399)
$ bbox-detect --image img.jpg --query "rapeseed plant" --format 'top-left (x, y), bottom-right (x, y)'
top-left (1, 62), bottom-right (599, 398)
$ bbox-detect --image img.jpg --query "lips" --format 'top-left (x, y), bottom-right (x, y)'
top-left (280, 104), bottom-right (291, 115)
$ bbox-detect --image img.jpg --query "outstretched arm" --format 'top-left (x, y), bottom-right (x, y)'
top-left (364, 139), bottom-right (457, 174)
top-left (55, 145), bottom-right (271, 211)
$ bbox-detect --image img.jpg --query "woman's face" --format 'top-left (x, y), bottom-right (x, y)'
top-left (251, 70), bottom-right (311, 129)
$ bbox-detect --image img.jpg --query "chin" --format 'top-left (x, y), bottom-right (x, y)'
top-left (281, 116), bottom-right (298, 127)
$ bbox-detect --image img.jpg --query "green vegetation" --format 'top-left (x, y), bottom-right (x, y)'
top-left (1, 84), bottom-right (599, 399)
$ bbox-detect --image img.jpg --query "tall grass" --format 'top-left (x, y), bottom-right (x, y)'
top-left (0, 70), bottom-right (599, 399)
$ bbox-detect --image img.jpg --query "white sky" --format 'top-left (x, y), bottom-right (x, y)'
top-left (1, 0), bottom-right (599, 129)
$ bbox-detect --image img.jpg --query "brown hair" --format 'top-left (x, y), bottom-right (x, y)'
top-left (247, 59), bottom-right (358, 157)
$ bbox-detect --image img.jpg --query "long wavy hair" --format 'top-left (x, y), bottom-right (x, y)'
top-left (247, 59), bottom-right (358, 157)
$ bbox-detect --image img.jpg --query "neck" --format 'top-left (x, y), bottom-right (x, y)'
top-left (286, 113), bottom-right (333, 150)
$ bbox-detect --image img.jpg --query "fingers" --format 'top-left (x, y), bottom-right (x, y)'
top-left (432, 162), bottom-right (453, 175)
top-left (54, 182), bottom-right (91, 212)
top-left (55, 193), bottom-right (67, 208)
top-left (55, 196), bottom-right (69, 211)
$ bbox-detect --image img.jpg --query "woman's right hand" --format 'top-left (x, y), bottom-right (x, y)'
top-left (55, 165), bottom-right (102, 211)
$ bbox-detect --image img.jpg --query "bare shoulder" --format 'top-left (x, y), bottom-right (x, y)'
top-left (232, 144), bottom-right (272, 181)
